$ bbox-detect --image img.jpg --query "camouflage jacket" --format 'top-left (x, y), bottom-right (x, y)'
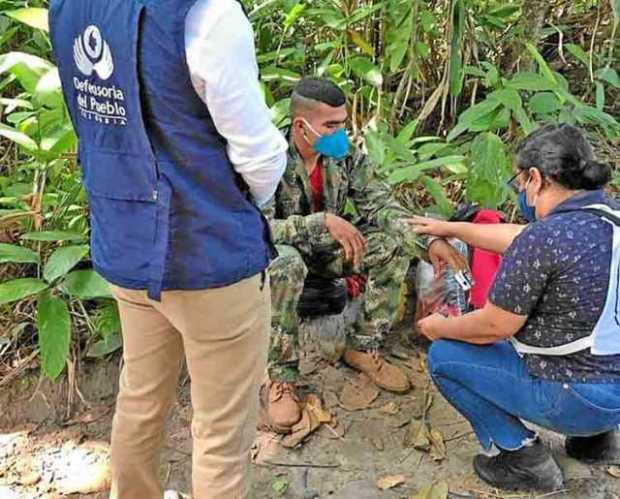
top-left (262, 138), bottom-right (427, 258)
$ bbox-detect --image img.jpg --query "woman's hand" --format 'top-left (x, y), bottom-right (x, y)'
top-left (427, 239), bottom-right (469, 274)
top-left (417, 313), bottom-right (449, 341)
top-left (407, 216), bottom-right (455, 238)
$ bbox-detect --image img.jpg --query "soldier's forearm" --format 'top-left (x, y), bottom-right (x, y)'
top-left (269, 212), bottom-right (327, 246)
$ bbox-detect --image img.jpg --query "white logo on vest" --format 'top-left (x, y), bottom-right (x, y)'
top-left (72, 26), bottom-right (127, 126)
top-left (74, 25), bottom-right (114, 80)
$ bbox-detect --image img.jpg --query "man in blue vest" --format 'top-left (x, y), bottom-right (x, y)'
top-left (49, 0), bottom-right (288, 497)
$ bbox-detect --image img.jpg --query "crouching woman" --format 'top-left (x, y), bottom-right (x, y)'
top-left (410, 124), bottom-right (620, 492)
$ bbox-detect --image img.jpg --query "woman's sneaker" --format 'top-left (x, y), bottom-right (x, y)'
top-left (566, 430), bottom-right (620, 464)
top-left (473, 439), bottom-right (564, 492)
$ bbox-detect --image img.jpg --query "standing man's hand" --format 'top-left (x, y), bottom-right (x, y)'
top-left (325, 213), bottom-right (367, 267)
top-left (427, 239), bottom-right (469, 275)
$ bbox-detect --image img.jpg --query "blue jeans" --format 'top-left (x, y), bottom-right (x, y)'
top-left (428, 340), bottom-right (620, 451)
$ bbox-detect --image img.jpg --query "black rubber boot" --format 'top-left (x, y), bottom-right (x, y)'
top-left (297, 276), bottom-right (347, 318)
top-left (566, 430), bottom-right (620, 464)
top-left (473, 439), bottom-right (564, 492)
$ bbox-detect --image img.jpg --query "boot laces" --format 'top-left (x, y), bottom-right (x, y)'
top-left (272, 382), bottom-right (298, 401)
top-left (370, 350), bottom-right (384, 371)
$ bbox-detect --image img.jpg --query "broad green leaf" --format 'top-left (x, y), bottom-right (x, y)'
top-left (43, 245), bottom-right (89, 283)
top-left (364, 131), bottom-right (385, 166)
top-left (529, 92), bottom-right (562, 114)
top-left (396, 120), bottom-right (418, 145)
top-left (0, 52), bottom-right (53, 93)
top-left (595, 82), bottom-right (605, 111)
top-left (0, 122), bottom-right (38, 151)
top-left (21, 230), bottom-right (86, 242)
top-left (506, 72), bottom-right (556, 92)
top-left (417, 142), bottom-right (451, 161)
top-left (420, 10), bottom-right (434, 32)
top-left (260, 66), bottom-right (301, 83)
top-left (93, 300), bottom-right (121, 337)
top-left (464, 65), bottom-right (487, 78)
top-left (389, 156), bottom-right (466, 184)
top-left (283, 3), bottom-right (305, 29)
top-left (614, 0), bottom-right (620, 27)
top-left (348, 30), bottom-right (374, 57)
top-left (4, 8), bottom-right (48, 32)
top-left (306, 7), bottom-right (344, 30)
top-left (349, 56), bottom-right (382, 87)
top-left (458, 99), bottom-right (501, 126)
top-left (525, 43), bottom-right (557, 84)
top-left (389, 38), bottom-right (409, 72)
top-left (573, 105), bottom-right (620, 138)
top-left (62, 270), bottom-right (112, 299)
top-left (488, 88), bottom-right (522, 113)
top-left (469, 108), bottom-right (502, 132)
top-left (39, 121), bottom-right (76, 155)
top-left (488, 5), bottom-right (520, 18)
top-left (0, 278), bottom-right (48, 306)
top-left (421, 175), bottom-right (452, 218)
top-left (515, 107), bottom-right (536, 134)
top-left (414, 42), bottom-right (430, 58)
top-left (446, 121), bottom-right (470, 142)
top-left (37, 292), bottom-right (70, 380)
top-left (87, 333), bottom-right (122, 358)
top-left (565, 44), bottom-right (589, 67)
top-left (270, 98), bottom-right (291, 128)
top-left (0, 243), bottom-right (39, 264)
top-left (467, 133), bottom-right (512, 209)
top-left (33, 68), bottom-right (63, 109)
top-left (595, 68), bottom-right (620, 89)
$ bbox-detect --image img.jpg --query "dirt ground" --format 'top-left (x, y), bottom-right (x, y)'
top-left (1, 318), bottom-right (620, 499)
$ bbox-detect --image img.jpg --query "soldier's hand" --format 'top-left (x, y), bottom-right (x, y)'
top-left (427, 239), bottom-right (469, 275)
top-left (325, 213), bottom-right (367, 267)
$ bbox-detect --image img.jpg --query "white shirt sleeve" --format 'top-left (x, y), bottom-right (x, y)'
top-left (185, 0), bottom-right (287, 207)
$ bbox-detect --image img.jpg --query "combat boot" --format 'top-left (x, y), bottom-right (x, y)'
top-left (260, 381), bottom-right (302, 434)
top-left (566, 430), bottom-right (620, 464)
top-left (343, 349), bottom-right (410, 393)
top-left (473, 439), bottom-right (564, 492)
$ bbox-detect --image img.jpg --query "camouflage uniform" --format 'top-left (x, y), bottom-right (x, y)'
top-left (264, 142), bottom-right (427, 382)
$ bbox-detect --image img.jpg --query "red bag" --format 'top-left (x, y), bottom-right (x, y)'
top-left (469, 209), bottom-right (503, 309)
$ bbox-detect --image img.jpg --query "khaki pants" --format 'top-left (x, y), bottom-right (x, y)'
top-left (108, 274), bottom-right (270, 499)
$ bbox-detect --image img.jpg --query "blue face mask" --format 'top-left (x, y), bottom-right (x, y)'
top-left (518, 178), bottom-right (537, 222)
top-left (303, 120), bottom-right (350, 160)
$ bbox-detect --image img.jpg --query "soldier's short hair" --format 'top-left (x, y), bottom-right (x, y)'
top-left (290, 77), bottom-right (345, 116)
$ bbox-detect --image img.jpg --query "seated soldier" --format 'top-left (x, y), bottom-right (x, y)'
top-left (261, 77), bottom-right (466, 433)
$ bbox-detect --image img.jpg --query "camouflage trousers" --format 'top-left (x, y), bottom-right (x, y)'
top-left (268, 229), bottom-right (412, 382)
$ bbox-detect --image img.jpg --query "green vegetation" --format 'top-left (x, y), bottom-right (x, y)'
top-left (0, 0), bottom-right (618, 380)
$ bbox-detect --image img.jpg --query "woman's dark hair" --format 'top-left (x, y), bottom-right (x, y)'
top-left (515, 123), bottom-right (611, 190)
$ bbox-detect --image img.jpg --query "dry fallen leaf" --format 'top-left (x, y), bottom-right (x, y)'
top-left (323, 390), bottom-right (340, 409)
top-left (404, 421), bottom-right (431, 451)
top-left (379, 402), bottom-right (400, 415)
top-left (410, 390), bottom-right (433, 420)
top-left (281, 406), bottom-right (321, 448)
top-left (410, 481), bottom-right (449, 499)
top-left (429, 427), bottom-right (446, 462)
top-left (608, 466), bottom-right (620, 478)
top-left (339, 373), bottom-right (379, 412)
top-left (305, 394), bottom-right (332, 423)
top-left (251, 431), bottom-right (282, 464)
top-left (376, 474), bottom-right (406, 490)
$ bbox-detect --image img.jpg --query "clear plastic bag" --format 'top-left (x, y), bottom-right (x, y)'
top-left (414, 239), bottom-right (470, 331)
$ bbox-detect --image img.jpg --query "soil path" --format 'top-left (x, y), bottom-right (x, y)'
top-left (1, 329), bottom-right (619, 499)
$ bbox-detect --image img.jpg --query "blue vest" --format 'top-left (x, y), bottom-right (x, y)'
top-left (49, 0), bottom-right (275, 299)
